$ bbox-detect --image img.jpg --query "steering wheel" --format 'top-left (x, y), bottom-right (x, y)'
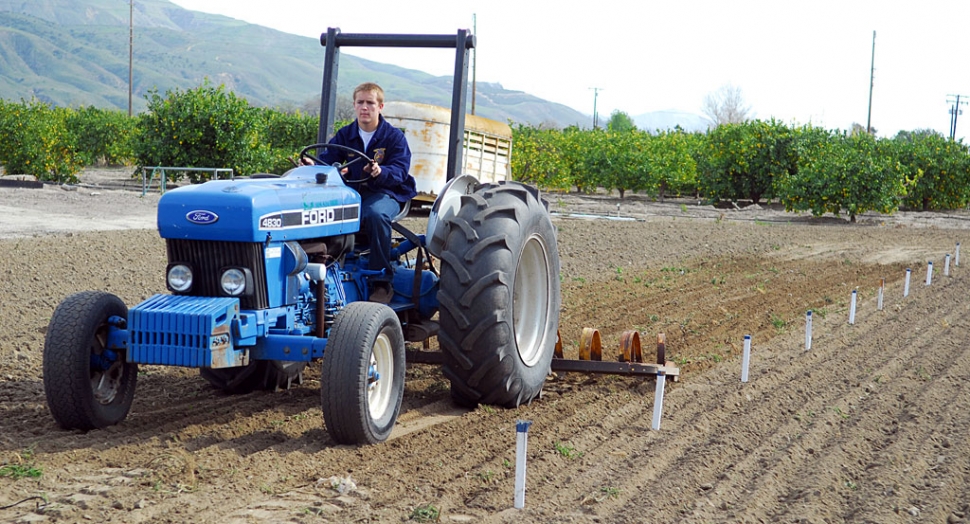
top-left (298, 143), bottom-right (373, 180)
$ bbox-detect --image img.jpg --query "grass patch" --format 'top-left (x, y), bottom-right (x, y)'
top-left (553, 441), bottom-right (583, 460)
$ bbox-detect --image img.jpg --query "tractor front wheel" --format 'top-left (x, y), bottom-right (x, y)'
top-left (437, 182), bottom-right (561, 408)
top-left (321, 302), bottom-right (405, 445)
top-left (43, 291), bottom-right (137, 430)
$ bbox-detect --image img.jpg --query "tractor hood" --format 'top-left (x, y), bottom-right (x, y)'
top-left (157, 166), bottom-right (361, 242)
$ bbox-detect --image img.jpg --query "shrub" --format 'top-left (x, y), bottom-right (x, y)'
top-left (133, 80), bottom-right (268, 182)
top-left (0, 99), bottom-right (83, 183)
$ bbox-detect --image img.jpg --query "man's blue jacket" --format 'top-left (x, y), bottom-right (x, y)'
top-left (320, 115), bottom-right (417, 204)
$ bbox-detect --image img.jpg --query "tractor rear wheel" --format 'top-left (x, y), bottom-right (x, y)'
top-left (436, 182), bottom-right (561, 408)
top-left (43, 291), bottom-right (137, 430)
top-left (321, 302), bottom-right (405, 444)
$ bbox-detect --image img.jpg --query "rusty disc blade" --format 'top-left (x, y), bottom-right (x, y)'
top-left (620, 330), bottom-right (642, 363)
top-left (579, 327), bottom-right (602, 361)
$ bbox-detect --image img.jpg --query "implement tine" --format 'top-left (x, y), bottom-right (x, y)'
top-left (620, 330), bottom-right (642, 362)
top-left (579, 328), bottom-right (602, 361)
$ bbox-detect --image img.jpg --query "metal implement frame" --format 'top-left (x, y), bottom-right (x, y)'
top-left (406, 328), bottom-right (680, 380)
top-left (140, 166), bottom-right (234, 195)
top-left (317, 28), bottom-right (475, 184)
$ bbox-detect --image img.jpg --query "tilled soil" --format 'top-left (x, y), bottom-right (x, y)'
top-left (2, 173), bottom-right (970, 523)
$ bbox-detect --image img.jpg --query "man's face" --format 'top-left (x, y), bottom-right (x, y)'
top-left (354, 90), bottom-right (383, 131)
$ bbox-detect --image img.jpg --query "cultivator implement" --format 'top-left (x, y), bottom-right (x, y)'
top-left (405, 329), bottom-right (680, 380)
top-left (550, 329), bottom-right (680, 380)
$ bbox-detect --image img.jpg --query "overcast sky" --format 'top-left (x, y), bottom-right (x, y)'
top-left (170, 0), bottom-right (970, 140)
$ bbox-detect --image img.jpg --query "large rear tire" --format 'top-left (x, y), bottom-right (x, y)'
top-left (436, 182), bottom-right (561, 408)
top-left (43, 291), bottom-right (137, 430)
top-left (321, 302), bottom-right (405, 445)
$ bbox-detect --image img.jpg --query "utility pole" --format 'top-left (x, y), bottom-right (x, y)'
top-left (589, 87), bottom-right (602, 129)
top-left (470, 13), bottom-right (476, 115)
top-left (948, 94), bottom-right (968, 140)
top-left (865, 30), bottom-right (875, 134)
top-left (128, 0), bottom-right (133, 117)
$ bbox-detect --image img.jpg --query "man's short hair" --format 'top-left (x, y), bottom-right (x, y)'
top-left (353, 82), bottom-right (385, 105)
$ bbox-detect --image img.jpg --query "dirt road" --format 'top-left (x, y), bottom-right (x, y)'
top-left (2, 172), bottom-right (970, 523)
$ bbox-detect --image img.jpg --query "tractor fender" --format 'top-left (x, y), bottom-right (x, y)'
top-left (426, 174), bottom-right (479, 257)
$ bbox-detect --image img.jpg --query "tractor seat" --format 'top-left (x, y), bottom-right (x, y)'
top-left (392, 200), bottom-right (411, 223)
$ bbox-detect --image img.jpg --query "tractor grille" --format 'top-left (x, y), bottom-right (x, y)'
top-left (166, 239), bottom-right (269, 310)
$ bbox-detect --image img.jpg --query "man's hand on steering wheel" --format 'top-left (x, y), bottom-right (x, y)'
top-left (298, 143), bottom-right (373, 177)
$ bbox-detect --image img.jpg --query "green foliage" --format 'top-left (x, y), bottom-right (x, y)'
top-left (256, 107), bottom-right (318, 174)
top-left (700, 119), bottom-right (796, 204)
top-left (606, 110), bottom-right (637, 132)
top-left (895, 132), bottom-right (970, 210)
top-left (578, 129), bottom-right (646, 198)
top-left (65, 106), bottom-right (137, 166)
top-left (0, 448), bottom-right (43, 479)
top-left (0, 98), bottom-right (83, 182)
top-left (409, 503), bottom-right (440, 522)
top-left (511, 124), bottom-right (579, 190)
top-left (779, 127), bottom-right (912, 221)
top-left (645, 129), bottom-right (698, 199)
top-left (134, 81), bottom-right (269, 182)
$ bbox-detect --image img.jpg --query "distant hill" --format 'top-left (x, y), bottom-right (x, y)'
top-left (0, 0), bottom-right (590, 127)
top-left (633, 110), bottom-right (710, 133)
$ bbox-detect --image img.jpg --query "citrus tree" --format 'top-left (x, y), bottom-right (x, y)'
top-left (895, 132), bottom-right (970, 210)
top-left (0, 99), bottom-right (83, 183)
top-left (644, 129), bottom-right (697, 200)
top-left (510, 124), bottom-right (577, 190)
top-left (256, 107), bottom-right (318, 174)
top-left (780, 127), bottom-right (913, 222)
top-left (66, 106), bottom-right (137, 167)
top-left (134, 81), bottom-right (269, 182)
top-left (578, 129), bottom-right (647, 198)
top-left (699, 119), bottom-right (796, 204)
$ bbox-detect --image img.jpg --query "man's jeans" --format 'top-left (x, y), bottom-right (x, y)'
top-left (360, 191), bottom-right (401, 283)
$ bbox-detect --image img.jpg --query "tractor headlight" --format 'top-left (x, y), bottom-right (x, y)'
top-left (220, 268), bottom-right (250, 296)
top-left (167, 264), bottom-right (193, 292)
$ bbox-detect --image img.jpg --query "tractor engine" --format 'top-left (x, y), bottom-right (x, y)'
top-left (127, 165), bottom-right (362, 369)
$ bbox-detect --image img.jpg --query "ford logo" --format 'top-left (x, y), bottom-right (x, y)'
top-left (186, 210), bottom-right (219, 225)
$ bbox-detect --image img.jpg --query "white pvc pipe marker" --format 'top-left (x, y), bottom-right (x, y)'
top-left (848, 290), bottom-right (857, 325)
top-left (651, 372), bottom-right (666, 431)
top-left (945, 254), bottom-right (951, 276)
top-left (904, 268), bottom-right (911, 297)
top-left (877, 279), bottom-right (885, 311)
top-left (741, 334), bottom-right (752, 383)
top-left (805, 311), bottom-right (813, 350)
top-left (514, 420), bottom-right (532, 509)
top-left (926, 261), bottom-right (933, 286)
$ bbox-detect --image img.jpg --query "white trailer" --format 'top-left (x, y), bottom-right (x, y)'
top-left (382, 101), bottom-right (511, 204)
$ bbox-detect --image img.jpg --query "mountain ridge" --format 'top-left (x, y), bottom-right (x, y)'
top-left (0, 0), bottom-right (591, 127)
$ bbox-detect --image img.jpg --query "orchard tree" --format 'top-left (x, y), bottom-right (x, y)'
top-left (511, 124), bottom-right (577, 190)
top-left (134, 81), bottom-right (270, 181)
top-left (699, 119), bottom-right (795, 204)
top-left (0, 99), bottom-right (83, 183)
top-left (606, 110), bottom-right (637, 132)
top-left (702, 84), bottom-right (751, 127)
top-left (896, 132), bottom-right (970, 210)
top-left (65, 106), bottom-right (137, 166)
top-left (780, 127), bottom-right (911, 222)
top-left (643, 129), bottom-right (697, 200)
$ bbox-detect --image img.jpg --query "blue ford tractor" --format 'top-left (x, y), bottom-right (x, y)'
top-left (42, 30), bottom-right (562, 445)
